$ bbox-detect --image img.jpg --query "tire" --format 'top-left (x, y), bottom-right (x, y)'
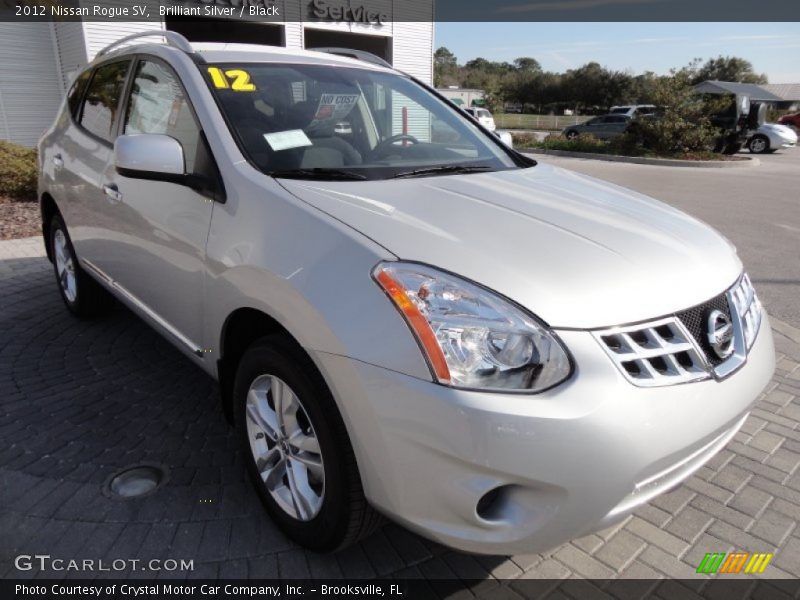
top-left (49, 214), bottom-right (114, 318)
top-left (565, 130), bottom-right (579, 140)
top-left (748, 134), bottom-right (770, 154)
top-left (234, 335), bottom-right (382, 551)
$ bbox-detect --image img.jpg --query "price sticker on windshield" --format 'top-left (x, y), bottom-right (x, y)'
top-left (207, 67), bottom-right (256, 92)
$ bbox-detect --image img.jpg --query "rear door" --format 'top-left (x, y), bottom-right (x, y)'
top-left (102, 57), bottom-right (217, 354)
top-left (583, 116), bottom-right (605, 136)
top-left (604, 116), bottom-right (629, 138)
top-left (58, 59), bottom-right (132, 266)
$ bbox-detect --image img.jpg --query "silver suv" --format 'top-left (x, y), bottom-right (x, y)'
top-left (38, 32), bottom-right (775, 554)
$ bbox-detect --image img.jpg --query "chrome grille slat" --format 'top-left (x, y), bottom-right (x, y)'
top-left (594, 273), bottom-right (763, 388)
top-left (594, 317), bottom-right (710, 387)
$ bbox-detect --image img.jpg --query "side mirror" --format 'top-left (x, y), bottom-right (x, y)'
top-left (115, 134), bottom-right (186, 181)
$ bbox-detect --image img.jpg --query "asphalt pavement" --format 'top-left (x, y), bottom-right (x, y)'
top-left (531, 147), bottom-right (800, 329)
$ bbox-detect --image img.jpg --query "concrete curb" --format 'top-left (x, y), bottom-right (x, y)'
top-left (522, 149), bottom-right (760, 168)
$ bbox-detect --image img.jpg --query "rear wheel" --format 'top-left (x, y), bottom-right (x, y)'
top-left (234, 336), bottom-right (381, 551)
top-left (748, 134), bottom-right (770, 154)
top-left (49, 214), bottom-right (113, 318)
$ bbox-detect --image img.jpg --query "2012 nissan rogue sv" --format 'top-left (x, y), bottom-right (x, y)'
top-left (38, 32), bottom-right (775, 554)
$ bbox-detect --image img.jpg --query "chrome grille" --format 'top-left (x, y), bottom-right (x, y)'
top-left (676, 293), bottom-right (732, 367)
top-left (595, 318), bottom-right (710, 386)
top-left (730, 273), bottom-right (762, 350)
top-left (595, 273), bottom-right (763, 387)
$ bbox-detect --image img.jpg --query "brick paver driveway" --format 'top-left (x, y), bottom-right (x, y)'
top-left (2, 236), bottom-right (800, 591)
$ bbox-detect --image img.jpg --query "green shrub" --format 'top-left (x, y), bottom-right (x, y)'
top-left (516, 132), bottom-right (618, 154)
top-left (542, 133), bottom-right (614, 153)
top-left (510, 132), bottom-right (538, 147)
top-left (0, 140), bottom-right (38, 201)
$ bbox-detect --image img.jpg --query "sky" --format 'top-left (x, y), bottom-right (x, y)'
top-left (434, 23), bottom-right (800, 83)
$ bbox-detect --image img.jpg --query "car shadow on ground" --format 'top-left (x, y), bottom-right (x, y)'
top-left (0, 256), bottom-right (518, 584)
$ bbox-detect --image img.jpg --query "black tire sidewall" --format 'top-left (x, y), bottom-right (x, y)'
top-left (49, 214), bottom-right (82, 314)
top-left (749, 135), bottom-right (769, 154)
top-left (233, 338), bottom-right (353, 551)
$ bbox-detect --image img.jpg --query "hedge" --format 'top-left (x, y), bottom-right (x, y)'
top-left (0, 140), bottom-right (37, 201)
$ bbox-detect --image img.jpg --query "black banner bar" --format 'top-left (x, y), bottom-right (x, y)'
top-left (1, 0), bottom-right (798, 23)
top-left (3, 579), bottom-right (800, 600)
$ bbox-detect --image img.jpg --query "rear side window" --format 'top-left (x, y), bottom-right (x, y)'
top-left (66, 70), bottom-right (91, 119)
top-left (80, 60), bottom-right (130, 143)
top-left (123, 59), bottom-right (206, 174)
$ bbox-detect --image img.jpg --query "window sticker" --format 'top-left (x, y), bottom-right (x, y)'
top-left (208, 67), bottom-right (256, 92)
top-left (309, 93), bottom-right (360, 129)
top-left (263, 129), bottom-right (313, 152)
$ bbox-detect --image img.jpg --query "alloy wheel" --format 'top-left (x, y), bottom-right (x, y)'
top-left (244, 374), bottom-right (325, 521)
top-left (53, 229), bottom-right (77, 303)
top-left (750, 137), bottom-right (767, 153)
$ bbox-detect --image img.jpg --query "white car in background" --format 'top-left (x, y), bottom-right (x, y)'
top-left (463, 106), bottom-right (497, 131)
top-left (746, 123), bottom-right (798, 154)
top-left (609, 104), bottom-right (657, 117)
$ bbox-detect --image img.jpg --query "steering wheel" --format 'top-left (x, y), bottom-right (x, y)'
top-left (370, 134), bottom-right (420, 159)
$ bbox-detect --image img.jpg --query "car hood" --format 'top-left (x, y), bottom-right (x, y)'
top-left (760, 123), bottom-right (798, 138)
top-left (278, 164), bottom-right (742, 329)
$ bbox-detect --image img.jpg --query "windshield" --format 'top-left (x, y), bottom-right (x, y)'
top-left (203, 63), bottom-right (518, 180)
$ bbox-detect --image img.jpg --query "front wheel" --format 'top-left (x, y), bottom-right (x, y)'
top-left (234, 336), bottom-right (381, 551)
top-left (565, 130), bottom-right (579, 140)
top-left (748, 134), bottom-right (770, 154)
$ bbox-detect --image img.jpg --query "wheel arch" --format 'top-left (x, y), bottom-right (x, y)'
top-left (217, 307), bottom-right (322, 425)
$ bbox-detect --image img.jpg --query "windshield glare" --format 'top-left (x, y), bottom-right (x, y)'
top-left (204, 63), bottom-right (518, 180)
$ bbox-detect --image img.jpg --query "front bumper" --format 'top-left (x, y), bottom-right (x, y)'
top-left (768, 132), bottom-right (798, 148)
top-left (311, 315), bottom-right (775, 555)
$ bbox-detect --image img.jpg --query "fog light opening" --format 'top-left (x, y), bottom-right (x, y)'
top-left (103, 464), bottom-right (168, 499)
top-left (476, 486), bottom-right (506, 521)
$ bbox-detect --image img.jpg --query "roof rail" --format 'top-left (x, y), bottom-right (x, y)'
top-left (310, 47), bottom-right (392, 69)
top-left (97, 30), bottom-right (194, 58)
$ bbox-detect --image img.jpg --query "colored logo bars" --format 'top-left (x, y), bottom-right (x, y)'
top-left (696, 552), bottom-right (773, 574)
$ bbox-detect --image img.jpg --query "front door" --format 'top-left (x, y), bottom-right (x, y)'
top-left (103, 58), bottom-right (216, 355)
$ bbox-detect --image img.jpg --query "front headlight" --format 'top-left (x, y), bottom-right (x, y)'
top-left (373, 262), bottom-right (572, 392)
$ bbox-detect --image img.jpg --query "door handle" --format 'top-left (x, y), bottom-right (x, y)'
top-left (103, 184), bottom-right (123, 203)
top-left (53, 154), bottom-right (64, 169)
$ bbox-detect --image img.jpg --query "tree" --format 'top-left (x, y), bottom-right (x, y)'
top-left (691, 56), bottom-right (768, 84)
top-left (618, 68), bottom-right (719, 156)
top-left (433, 47), bottom-right (458, 87)
top-left (513, 57), bottom-right (542, 73)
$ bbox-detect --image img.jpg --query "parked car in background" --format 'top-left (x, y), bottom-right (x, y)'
top-left (609, 104), bottom-right (657, 117)
top-left (463, 106), bottom-right (497, 131)
top-left (777, 112), bottom-right (800, 133)
top-left (746, 123), bottom-right (798, 154)
top-left (563, 114), bottom-right (631, 140)
top-left (494, 129), bottom-right (513, 147)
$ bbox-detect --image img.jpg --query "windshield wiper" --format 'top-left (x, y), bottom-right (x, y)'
top-left (268, 168), bottom-right (367, 181)
top-left (391, 165), bottom-right (494, 179)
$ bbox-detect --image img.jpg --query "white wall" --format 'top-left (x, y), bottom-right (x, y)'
top-left (0, 23), bottom-right (64, 146)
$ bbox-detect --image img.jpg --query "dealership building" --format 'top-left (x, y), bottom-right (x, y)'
top-left (0, 0), bottom-right (434, 146)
